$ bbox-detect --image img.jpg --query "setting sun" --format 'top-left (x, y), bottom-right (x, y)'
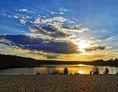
top-left (78, 40), bottom-right (90, 52)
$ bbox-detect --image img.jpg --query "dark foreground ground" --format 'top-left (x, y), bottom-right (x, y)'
top-left (0, 75), bottom-right (117, 92)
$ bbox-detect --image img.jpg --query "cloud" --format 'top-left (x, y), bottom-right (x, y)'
top-left (29, 51), bottom-right (59, 59)
top-left (34, 18), bottom-right (40, 24)
top-left (14, 15), bottom-right (19, 19)
top-left (32, 16), bottom-right (68, 26)
top-left (50, 11), bottom-right (64, 15)
top-left (15, 9), bottom-right (35, 14)
top-left (60, 12), bottom-right (64, 15)
top-left (26, 41), bottom-right (79, 54)
top-left (20, 19), bottom-right (27, 24)
top-left (59, 8), bottom-right (68, 12)
top-left (45, 54), bottom-right (58, 59)
top-left (105, 36), bottom-right (118, 42)
top-left (0, 39), bottom-right (16, 46)
top-left (0, 35), bottom-right (79, 54)
top-left (29, 26), bottom-right (48, 35)
top-left (0, 10), bottom-right (7, 17)
top-left (67, 20), bottom-right (75, 24)
top-left (0, 43), bottom-right (36, 59)
top-left (20, 9), bottom-right (27, 12)
top-left (40, 16), bottom-right (67, 24)
top-left (16, 14), bottom-right (32, 19)
top-left (90, 39), bottom-right (102, 45)
top-left (62, 26), bottom-right (89, 33)
top-left (29, 25), bottom-right (72, 38)
top-left (15, 9), bottom-right (27, 12)
top-left (85, 46), bottom-right (107, 51)
top-left (29, 19), bottom-right (88, 40)
top-left (25, 16), bottom-right (32, 19)
top-left (0, 35), bottom-right (43, 46)
top-left (47, 9), bottom-right (64, 15)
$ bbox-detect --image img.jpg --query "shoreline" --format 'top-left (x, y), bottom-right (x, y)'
top-left (0, 63), bottom-right (118, 70)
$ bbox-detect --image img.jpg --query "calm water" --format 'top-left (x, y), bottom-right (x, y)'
top-left (0, 64), bottom-right (118, 75)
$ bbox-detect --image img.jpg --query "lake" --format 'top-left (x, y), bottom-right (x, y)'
top-left (0, 64), bottom-right (118, 75)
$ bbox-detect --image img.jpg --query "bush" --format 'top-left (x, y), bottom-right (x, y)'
top-left (63, 67), bottom-right (68, 74)
top-left (52, 69), bottom-right (60, 74)
top-left (93, 67), bottom-right (99, 74)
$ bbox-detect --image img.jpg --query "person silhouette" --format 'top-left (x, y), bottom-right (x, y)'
top-left (104, 67), bottom-right (109, 74)
top-left (93, 66), bottom-right (99, 74)
top-left (90, 70), bottom-right (92, 74)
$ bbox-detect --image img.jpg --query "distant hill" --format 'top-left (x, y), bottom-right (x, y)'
top-left (0, 54), bottom-right (118, 69)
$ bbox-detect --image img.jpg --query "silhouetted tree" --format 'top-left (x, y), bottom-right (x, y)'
top-left (63, 67), bottom-right (68, 74)
top-left (52, 69), bottom-right (60, 74)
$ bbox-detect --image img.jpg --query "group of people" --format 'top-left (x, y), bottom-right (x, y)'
top-left (36, 66), bottom-right (118, 75)
top-left (90, 66), bottom-right (109, 74)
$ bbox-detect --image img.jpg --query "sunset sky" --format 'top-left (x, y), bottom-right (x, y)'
top-left (0, 0), bottom-right (118, 61)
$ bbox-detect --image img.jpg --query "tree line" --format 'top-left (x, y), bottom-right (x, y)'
top-left (0, 54), bottom-right (118, 69)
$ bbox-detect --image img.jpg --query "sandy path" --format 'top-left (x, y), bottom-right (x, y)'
top-left (0, 75), bottom-right (117, 92)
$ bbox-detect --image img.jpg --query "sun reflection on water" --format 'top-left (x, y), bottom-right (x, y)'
top-left (77, 64), bottom-right (85, 66)
top-left (78, 70), bottom-right (83, 74)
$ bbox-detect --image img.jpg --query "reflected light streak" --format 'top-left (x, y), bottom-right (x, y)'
top-left (78, 70), bottom-right (83, 74)
top-left (77, 64), bottom-right (85, 67)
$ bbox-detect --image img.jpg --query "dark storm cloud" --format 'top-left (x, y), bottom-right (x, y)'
top-left (0, 35), bottom-right (43, 45)
top-left (62, 26), bottom-right (82, 30)
top-left (29, 25), bottom-right (72, 38)
top-left (62, 26), bottom-right (89, 32)
top-left (25, 41), bottom-right (79, 54)
top-left (85, 46), bottom-right (106, 51)
top-left (0, 35), bottom-right (79, 54)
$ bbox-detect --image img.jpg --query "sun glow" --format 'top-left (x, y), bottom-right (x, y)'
top-left (78, 70), bottom-right (83, 74)
top-left (78, 40), bottom-right (90, 52)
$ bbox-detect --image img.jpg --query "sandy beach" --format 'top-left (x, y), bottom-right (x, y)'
top-left (0, 75), bottom-right (117, 92)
